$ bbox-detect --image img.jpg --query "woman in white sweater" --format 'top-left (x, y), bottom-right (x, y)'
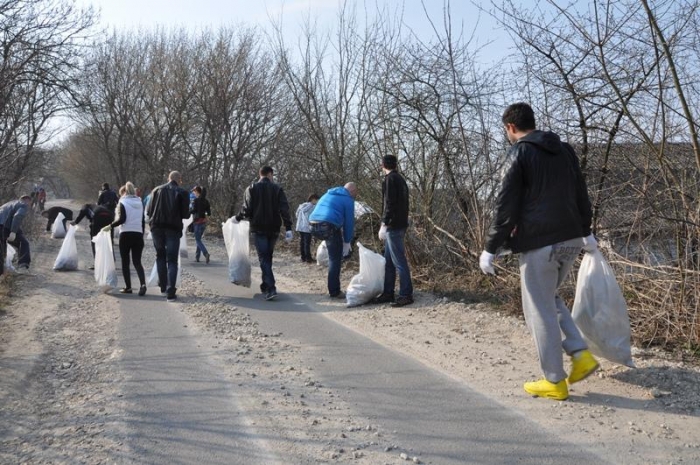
top-left (106, 182), bottom-right (147, 295)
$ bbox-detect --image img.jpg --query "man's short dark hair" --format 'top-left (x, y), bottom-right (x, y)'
top-left (308, 194), bottom-right (319, 202)
top-left (102, 183), bottom-right (110, 190)
top-left (502, 103), bottom-right (536, 131)
top-left (260, 166), bottom-right (274, 176)
top-left (382, 155), bottom-right (398, 169)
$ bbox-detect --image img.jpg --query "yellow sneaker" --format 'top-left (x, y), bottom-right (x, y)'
top-left (523, 379), bottom-right (569, 401)
top-left (567, 350), bottom-right (599, 384)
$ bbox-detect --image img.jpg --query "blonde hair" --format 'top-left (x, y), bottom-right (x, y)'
top-left (124, 181), bottom-right (136, 196)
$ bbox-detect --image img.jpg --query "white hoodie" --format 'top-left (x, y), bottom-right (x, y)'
top-left (116, 195), bottom-right (144, 234)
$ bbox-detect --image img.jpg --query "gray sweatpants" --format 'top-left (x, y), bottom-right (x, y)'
top-left (519, 237), bottom-right (587, 383)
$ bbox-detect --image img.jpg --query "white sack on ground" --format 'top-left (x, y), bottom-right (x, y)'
top-left (346, 243), bottom-right (385, 307)
top-left (222, 218), bottom-right (251, 287)
top-left (92, 230), bottom-right (117, 290)
top-left (572, 249), bottom-right (634, 367)
top-left (316, 241), bottom-right (329, 267)
top-left (4, 245), bottom-right (16, 272)
top-left (53, 225), bottom-right (79, 271)
top-left (51, 212), bottom-right (67, 239)
top-left (180, 215), bottom-right (194, 258)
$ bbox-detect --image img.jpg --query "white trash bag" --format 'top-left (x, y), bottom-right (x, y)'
top-left (222, 218), bottom-right (251, 287)
top-left (51, 212), bottom-right (67, 239)
top-left (92, 230), bottom-right (117, 290)
top-left (4, 244), bottom-right (16, 272)
top-left (147, 255), bottom-right (182, 288)
top-left (316, 241), bottom-right (329, 267)
top-left (53, 224), bottom-right (79, 271)
top-left (180, 215), bottom-right (194, 258)
top-left (572, 249), bottom-right (634, 367)
top-left (346, 243), bottom-right (385, 307)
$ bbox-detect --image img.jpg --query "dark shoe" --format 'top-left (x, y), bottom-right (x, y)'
top-left (260, 283), bottom-right (269, 293)
top-left (138, 285), bottom-right (147, 296)
top-left (265, 290), bottom-right (278, 301)
top-left (205, 253), bottom-right (210, 264)
top-left (391, 295), bottom-right (414, 307)
top-left (372, 293), bottom-right (395, 304)
top-left (88, 265), bottom-right (95, 270)
top-left (195, 256), bottom-right (200, 262)
top-left (330, 291), bottom-right (346, 300)
top-left (119, 288), bottom-right (133, 294)
top-left (166, 293), bottom-right (177, 302)
top-left (306, 258), bottom-right (315, 263)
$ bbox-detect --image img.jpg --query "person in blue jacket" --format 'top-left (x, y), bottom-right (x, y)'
top-left (309, 182), bottom-right (357, 298)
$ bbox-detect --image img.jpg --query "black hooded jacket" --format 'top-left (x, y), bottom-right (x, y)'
top-left (485, 130), bottom-right (593, 254)
top-left (235, 177), bottom-right (292, 234)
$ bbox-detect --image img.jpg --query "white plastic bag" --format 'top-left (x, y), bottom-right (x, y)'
top-left (53, 225), bottom-right (79, 271)
top-left (316, 241), bottom-right (329, 267)
top-left (4, 245), bottom-right (16, 272)
top-left (180, 215), bottom-right (193, 258)
top-left (222, 218), bottom-right (251, 287)
top-left (346, 243), bottom-right (385, 307)
top-left (147, 255), bottom-right (182, 288)
top-left (51, 212), bottom-right (67, 239)
top-left (572, 249), bottom-right (634, 367)
top-left (92, 230), bottom-right (117, 290)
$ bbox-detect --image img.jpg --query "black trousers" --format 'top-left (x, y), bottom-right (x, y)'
top-left (119, 232), bottom-right (145, 289)
top-left (299, 232), bottom-right (312, 261)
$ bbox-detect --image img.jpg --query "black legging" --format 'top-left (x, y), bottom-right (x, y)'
top-left (119, 232), bottom-right (145, 289)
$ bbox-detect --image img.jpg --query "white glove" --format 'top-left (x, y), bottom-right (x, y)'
top-left (479, 251), bottom-right (495, 275)
top-left (7, 232), bottom-right (16, 242)
top-left (582, 234), bottom-right (598, 253)
top-left (378, 224), bottom-right (387, 241)
top-left (285, 230), bottom-right (293, 242)
top-left (342, 242), bottom-right (351, 257)
top-left (231, 216), bottom-right (240, 224)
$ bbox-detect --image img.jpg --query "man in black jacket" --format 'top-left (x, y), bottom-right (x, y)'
top-left (480, 102), bottom-right (599, 401)
top-left (373, 155), bottom-right (413, 307)
top-left (97, 183), bottom-right (118, 211)
top-left (147, 171), bottom-right (190, 301)
top-left (234, 166), bottom-right (292, 301)
top-left (41, 206), bottom-right (73, 232)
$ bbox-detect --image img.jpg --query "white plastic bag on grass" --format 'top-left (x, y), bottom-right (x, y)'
top-left (92, 230), bottom-right (117, 290)
top-left (346, 243), bottom-right (385, 307)
top-left (222, 217), bottom-right (251, 287)
top-left (572, 249), bottom-right (634, 367)
top-left (51, 212), bottom-right (67, 239)
top-left (4, 245), bottom-right (16, 272)
top-left (53, 225), bottom-right (79, 271)
top-left (316, 241), bottom-right (329, 267)
top-left (180, 215), bottom-right (193, 258)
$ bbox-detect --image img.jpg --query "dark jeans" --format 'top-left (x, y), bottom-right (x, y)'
top-left (193, 222), bottom-right (209, 260)
top-left (254, 233), bottom-right (278, 293)
top-left (1, 226), bottom-right (31, 272)
top-left (325, 227), bottom-right (344, 296)
top-left (151, 228), bottom-right (181, 295)
top-left (299, 232), bottom-right (312, 261)
top-left (119, 232), bottom-right (145, 289)
top-left (384, 227), bottom-right (413, 297)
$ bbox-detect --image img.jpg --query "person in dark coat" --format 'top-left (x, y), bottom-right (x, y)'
top-left (0, 195), bottom-right (32, 274)
top-left (189, 186), bottom-right (212, 263)
top-left (41, 206), bottom-right (73, 232)
top-left (97, 183), bottom-right (119, 211)
top-left (72, 203), bottom-right (115, 268)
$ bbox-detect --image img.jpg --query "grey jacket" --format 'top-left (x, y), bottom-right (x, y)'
top-left (0, 200), bottom-right (29, 233)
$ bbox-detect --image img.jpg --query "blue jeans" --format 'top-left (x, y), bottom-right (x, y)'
top-left (384, 227), bottom-right (413, 297)
top-left (151, 228), bottom-right (181, 295)
top-left (254, 233), bottom-right (278, 293)
top-left (193, 222), bottom-right (209, 260)
top-left (1, 226), bottom-right (31, 271)
top-left (325, 227), bottom-right (344, 296)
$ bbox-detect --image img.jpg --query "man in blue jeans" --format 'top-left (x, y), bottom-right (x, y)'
top-left (146, 171), bottom-right (190, 301)
top-left (233, 166), bottom-right (293, 301)
top-left (373, 155), bottom-right (413, 307)
top-left (0, 195), bottom-right (33, 275)
top-left (309, 182), bottom-right (357, 299)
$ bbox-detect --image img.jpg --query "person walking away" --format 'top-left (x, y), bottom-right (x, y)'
top-left (309, 183), bottom-right (357, 299)
top-left (0, 195), bottom-right (33, 275)
top-left (373, 155), bottom-right (414, 307)
top-left (37, 188), bottom-right (46, 211)
top-left (102, 182), bottom-right (147, 296)
top-left (233, 166), bottom-right (293, 301)
top-left (97, 183), bottom-right (118, 212)
top-left (190, 186), bottom-right (211, 263)
top-left (146, 171), bottom-right (189, 301)
top-left (295, 194), bottom-right (319, 263)
top-left (41, 205), bottom-right (74, 232)
top-left (479, 102), bottom-right (600, 401)
top-left (72, 203), bottom-right (115, 269)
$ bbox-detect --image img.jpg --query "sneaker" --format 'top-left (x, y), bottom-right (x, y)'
top-left (88, 265), bottom-right (95, 270)
top-left (372, 293), bottom-right (395, 304)
top-left (265, 290), bottom-right (278, 301)
top-left (523, 379), bottom-right (569, 401)
top-left (166, 294), bottom-right (177, 302)
top-left (330, 291), bottom-right (346, 299)
top-left (390, 295), bottom-right (414, 307)
top-left (138, 285), bottom-right (147, 296)
top-left (16, 265), bottom-right (29, 274)
top-left (195, 256), bottom-right (200, 262)
top-left (119, 288), bottom-right (133, 294)
top-left (567, 350), bottom-right (599, 384)
top-left (205, 253), bottom-right (210, 264)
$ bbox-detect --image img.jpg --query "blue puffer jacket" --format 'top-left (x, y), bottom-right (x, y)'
top-left (309, 187), bottom-right (355, 243)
